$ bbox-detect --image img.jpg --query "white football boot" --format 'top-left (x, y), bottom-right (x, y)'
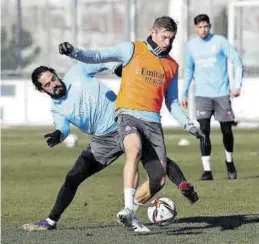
top-left (117, 208), bottom-right (134, 227)
top-left (131, 216), bottom-right (150, 233)
top-left (117, 208), bottom-right (150, 232)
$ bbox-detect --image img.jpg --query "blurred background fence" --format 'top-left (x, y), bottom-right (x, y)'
top-left (1, 0), bottom-right (259, 126)
top-left (1, 0), bottom-right (259, 76)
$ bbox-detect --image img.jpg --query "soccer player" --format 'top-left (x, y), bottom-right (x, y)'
top-left (181, 14), bottom-right (243, 180)
top-left (22, 62), bottom-right (198, 233)
top-left (58, 16), bottom-right (205, 227)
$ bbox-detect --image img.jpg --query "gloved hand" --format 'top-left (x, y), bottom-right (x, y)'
top-left (188, 126), bottom-right (207, 147)
top-left (59, 42), bottom-right (74, 56)
top-left (113, 63), bottom-right (123, 77)
top-left (44, 130), bottom-right (62, 147)
top-left (188, 126), bottom-right (204, 139)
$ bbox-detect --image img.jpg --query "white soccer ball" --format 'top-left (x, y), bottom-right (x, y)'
top-left (147, 197), bottom-right (177, 226)
top-left (63, 134), bottom-right (78, 148)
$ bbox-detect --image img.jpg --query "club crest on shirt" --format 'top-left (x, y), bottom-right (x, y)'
top-left (211, 45), bottom-right (217, 54)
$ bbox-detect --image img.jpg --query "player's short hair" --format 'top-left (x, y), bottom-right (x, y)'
top-left (31, 66), bottom-right (56, 91)
top-left (153, 16), bottom-right (177, 32)
top-left (194, 14), bottom-right (210, 25)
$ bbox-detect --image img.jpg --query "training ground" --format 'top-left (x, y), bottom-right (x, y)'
top-left (2, 127), bottom-right (259, 244)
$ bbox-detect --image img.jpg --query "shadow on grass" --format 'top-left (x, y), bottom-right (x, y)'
top-left (159, 214), bottom-right (259, 235)
top-left (241, 175), bottom-right (259, 179)
top-left (58, 214), bottom-right (259, 237)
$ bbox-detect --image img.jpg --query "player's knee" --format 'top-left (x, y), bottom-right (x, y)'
top-left (198, 119), bottom-right (211, 135)
top-left (64, 170), bottom-right (80, 189)
top-left (220, 122), bottom-right (232, 135)
top-left (125, 147), bottom-right (141, 160)
top-left (64, 154), bottom-right (91, 188)
top-left (124, 136), bottom-right (142, 160)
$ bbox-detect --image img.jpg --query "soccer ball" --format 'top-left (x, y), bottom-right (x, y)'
top-left (63, 134), bottom-right (78, 148)
top-left (147, 197), bottom-right (177, 226)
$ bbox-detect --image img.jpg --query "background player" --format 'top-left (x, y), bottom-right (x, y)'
top-left (181, 14), bottom-right (243, 180)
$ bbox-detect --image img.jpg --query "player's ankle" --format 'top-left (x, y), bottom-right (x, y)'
top-left (46, 218), bottom-right (57, 226)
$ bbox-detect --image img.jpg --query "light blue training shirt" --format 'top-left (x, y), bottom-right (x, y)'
top-left (183, 33), bottom-right (243, 99)
top-left (69, 42), bottom-right (191, 128)
top-left (51, 63), bottom-right (118, 140)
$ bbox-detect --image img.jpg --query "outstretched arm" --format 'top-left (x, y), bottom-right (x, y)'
top-left (59, 41), bottom-right (134, 66)
top-left (80, 62), bottom-right (122, 77)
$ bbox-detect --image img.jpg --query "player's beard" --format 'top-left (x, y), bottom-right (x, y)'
top-left (47, 79), bottom-right (67, 99)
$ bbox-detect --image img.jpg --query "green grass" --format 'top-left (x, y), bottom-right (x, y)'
top-left (2, 127), bottom-right (259, 244)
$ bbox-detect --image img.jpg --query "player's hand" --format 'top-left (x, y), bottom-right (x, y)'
top-left (231, 90), bottom-right (240, 97)
top-left (113, 63), bottom-right (123, 77)
top-left (188, 126), bottom-right (208, 148)
top-left (59, 42), bottom-right (74, 56)
top-left (44, 130), bottom-right (62, 147)
top-left (188, 126), bottom-right (204, 139)
top-left (181, 99), bottom-right (188, 109)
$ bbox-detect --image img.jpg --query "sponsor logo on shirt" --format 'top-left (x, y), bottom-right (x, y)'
top-left (197, 57), bottom-right (216, 68)
top-left (138, 68), bottom-right (166, 86)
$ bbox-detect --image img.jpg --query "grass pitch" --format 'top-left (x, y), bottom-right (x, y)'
top-left (2, 127), bottom-right (259, 244)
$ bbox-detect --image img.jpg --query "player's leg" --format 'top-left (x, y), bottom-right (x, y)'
top-left (116, 115), bottom-right (145, 228)
top-left (134, 123), bottom-right (180, 208)
top-left (22, 147), bottom-right (104, 231)
top-left (166, 158), bottom-right (199, 204)
top-left (198, 118), bottom-right (213, 180)
top-left (134, 121), bottom-right (168, 204)
top-left (48, 149), bottom-right (105, 222)
top-left (48, 133), bottom-right (124, 223)
top-left (166, 158), bottom-right (187, 186)
top-left (23, 132), bottom-right (123, 231)
top-left (125, 169), bottom-right (150, 233)
top-left (195, 96), bottom-right (214, 181)
top-left (135, 154), bottom-right (198, 207)
top-left (135, 157), bottom-right (166, 206)
top-left (214, 96), bottom-right (237, 179)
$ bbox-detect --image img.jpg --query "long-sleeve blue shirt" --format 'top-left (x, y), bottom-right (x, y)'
top-left (69, 42), bottom-right (191, 128)
top-left (183, 33), bottom-right (243, 99)
top-left (51, 63), bottom-right (117, 140)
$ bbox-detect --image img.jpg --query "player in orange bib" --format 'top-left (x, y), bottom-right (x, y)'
top-left (59, 16), bottom-right (205, 230)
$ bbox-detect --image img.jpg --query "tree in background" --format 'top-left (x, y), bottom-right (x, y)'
top-left (1, 25), bottom-right (40, 70)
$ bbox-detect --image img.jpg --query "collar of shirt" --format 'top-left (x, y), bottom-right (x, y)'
top-left (199, 33), bottom-right (214, 42)
top-left (144, 35), bottom-right (171, 58)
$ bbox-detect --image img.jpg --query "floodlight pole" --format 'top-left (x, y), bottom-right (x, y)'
top-left (16, 0), bottom-right (22, 71)
top-left (125, 0), bottom-right (136, 41)
top-left (71, 0), bottom-right (78, 46)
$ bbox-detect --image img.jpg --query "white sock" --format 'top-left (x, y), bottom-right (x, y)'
top-left (201, 156), bottom-right (211, 171)
top-left (225, 150), bottom-right (233, 163)
top-left (46, 218), bottom-right (56, 226)
top-left (124, 188), bottom-right (136, 211)
top-left (133, 199), bottom-right (144, 213)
